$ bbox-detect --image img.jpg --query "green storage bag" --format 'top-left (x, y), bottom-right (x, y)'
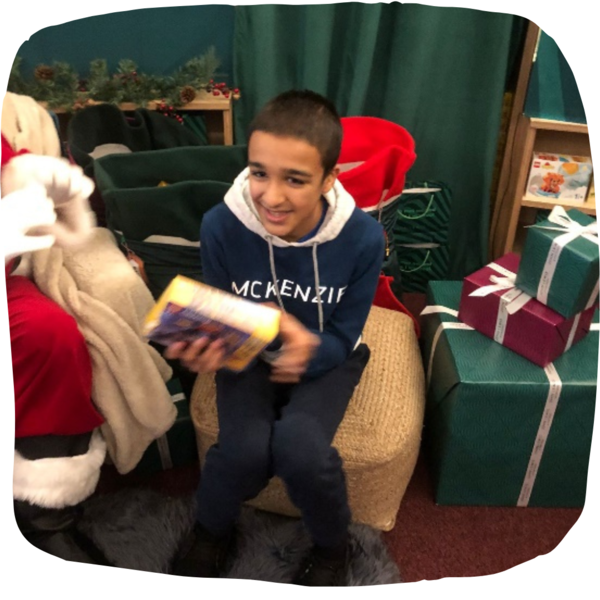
top-left (131, 378), bottom-right (198, 475)
top-left (395, 243), bottom-right (450, 293)
top-left (94, 145), bottom-right (248, 298)
top-left (68, 103), bottom-right (206, 226)
top-left (394, 180), bottom-right (452, 245)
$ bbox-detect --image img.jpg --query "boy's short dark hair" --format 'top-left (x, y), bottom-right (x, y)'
top-left (248, 89), bottom-right (343, 176)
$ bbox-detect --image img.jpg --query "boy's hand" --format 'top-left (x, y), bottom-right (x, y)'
top-left (164, 337), bottom-right (228, 374)
top-left (270, 311), bottom-right (320, 383)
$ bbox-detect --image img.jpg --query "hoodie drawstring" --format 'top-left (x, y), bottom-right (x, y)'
top-left (267, 236), bottom-right (285, 312)
top-left (266, 236), bottom-right (324, 333)
top-left (312, 242), bottom-right (324, 333)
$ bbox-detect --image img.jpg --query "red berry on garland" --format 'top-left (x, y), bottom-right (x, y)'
top-left (234, 88), bottom-right (239, 94)
top-left (213, 90), bottom-right (220, 96)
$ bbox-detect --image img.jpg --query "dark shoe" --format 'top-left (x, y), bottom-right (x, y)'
top-left (293, 543), bottom-right (349, 586)
top-left (172, 522), bottom-right (232, 577)
top-left (14, 500), bottom-right (111, 566)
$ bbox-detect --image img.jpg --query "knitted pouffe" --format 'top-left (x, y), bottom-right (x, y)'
top-left (190, 306), bottom-right (425, 531)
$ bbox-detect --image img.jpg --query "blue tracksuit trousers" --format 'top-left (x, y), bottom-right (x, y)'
top-left (195, 344), bottom-right (370, 548)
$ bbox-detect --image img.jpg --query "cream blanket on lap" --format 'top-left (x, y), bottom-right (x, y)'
top-left (31, 227), bottom-right (176, 474)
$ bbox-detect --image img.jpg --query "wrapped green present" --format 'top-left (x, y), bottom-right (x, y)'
top-left (395, 243), bottom-right (450, 293)
top-left (393, 181), bottom-right (452, 245)
top-left (515, 206), bottom-right (599, 318)
top-left (132, 378), bottom-right (199, 475)
top-left (420, 280), bottom-right (597, 507)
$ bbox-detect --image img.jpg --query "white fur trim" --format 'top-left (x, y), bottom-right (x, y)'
top-left (13, 430), bottom-right (106, 509)
top-left (224, 168), bottom-right (356, 248)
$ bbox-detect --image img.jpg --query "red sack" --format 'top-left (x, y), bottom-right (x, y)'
top-left (338, 117), bottom-right (419, 336)
top-left (338, 116), bottom-right (416, 214)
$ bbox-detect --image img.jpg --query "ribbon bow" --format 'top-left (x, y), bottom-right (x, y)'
top-left (528, 206), bottom-right (599, 305)
top-left (529, 205), bottom-right (598, 246)
top-left (468, 264), bottom-right (532, 315)
top-left (470, 274), bottom-right (517, 297)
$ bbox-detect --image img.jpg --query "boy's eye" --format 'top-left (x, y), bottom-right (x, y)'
top-left (250, 170), bottom-right (266, 179)
top-left (287, 177), bottom-right (306, 186)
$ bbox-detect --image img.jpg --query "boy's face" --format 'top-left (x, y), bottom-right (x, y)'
top-left (247, 131), bottom-right (338, 242)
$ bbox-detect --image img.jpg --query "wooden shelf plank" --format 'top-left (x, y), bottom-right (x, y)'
top-left (38, 88), bottom-right (235, 145)
top-left (529, 118), bottom-right (588, 135)
top-left (44, 89), bottom-right (233, 114)
top-left (521, 194), bottom-right (596, 215)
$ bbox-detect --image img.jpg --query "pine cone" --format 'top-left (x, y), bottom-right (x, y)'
top-left (34, 65), bottom-right (55, 81)
top-left (180, 85), bottom-right (196, 104)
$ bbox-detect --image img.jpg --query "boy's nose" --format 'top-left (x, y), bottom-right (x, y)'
top-left (262, 181), bottom-right (285, 207)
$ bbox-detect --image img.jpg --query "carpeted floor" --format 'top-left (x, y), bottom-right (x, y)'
top-left (79, 487), bottom-right (401, 585)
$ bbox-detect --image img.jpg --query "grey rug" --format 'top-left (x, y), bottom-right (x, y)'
top-left (79, 488), bottom-right (401, 585)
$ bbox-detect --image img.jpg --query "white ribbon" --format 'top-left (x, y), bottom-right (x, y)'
top-left (468, 263), bottom-right (532, 344)
top-left (585, 279), bottom-right (600, 310)
top-left (469, 263), bottom-right (533, 314)
top-left (529, 206), bottom-right (599, 305)
top-left (421, 306), bottom-right (472, 387)
top-left (517, 363), bottom-right (563, 507)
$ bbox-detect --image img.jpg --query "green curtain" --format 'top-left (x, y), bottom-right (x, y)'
top-left (233, 2), bottom-right (524, 278)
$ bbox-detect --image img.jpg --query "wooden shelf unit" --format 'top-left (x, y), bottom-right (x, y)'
top-left (42, 89), bottom-right (234, 146)
top-left (491, 114), bottom-right (594, 256)
top-left (521, 193), bottom-right (596, 215)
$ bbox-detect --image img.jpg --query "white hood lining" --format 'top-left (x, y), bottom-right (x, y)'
top-left (224, 168), bottom-right (356, 248)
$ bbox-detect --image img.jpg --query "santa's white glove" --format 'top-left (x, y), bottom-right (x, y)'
top-left (1, 154), bottom-right (96, 247)
top-left (2, 184), bottom-right (57, 262)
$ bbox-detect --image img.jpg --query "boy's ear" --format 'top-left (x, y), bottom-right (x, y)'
top-left (322, 166), bottom-right (339, 194)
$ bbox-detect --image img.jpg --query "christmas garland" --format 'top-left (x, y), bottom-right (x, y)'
top-left (8, 47), bottom-right (240, 113)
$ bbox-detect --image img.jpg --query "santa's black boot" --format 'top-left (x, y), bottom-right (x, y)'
top-left (14, 499), bottom-right (112, 565)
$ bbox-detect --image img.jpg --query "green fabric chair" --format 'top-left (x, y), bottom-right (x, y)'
top-left (94, 145), bottom-right (248, 298)
top-left (68, 104), bottom-right (207, 227)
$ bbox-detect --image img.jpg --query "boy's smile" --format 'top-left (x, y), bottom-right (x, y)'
top-left (248, 131), bottom-right (338, 242)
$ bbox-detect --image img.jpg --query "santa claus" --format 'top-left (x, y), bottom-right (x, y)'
top-left (2, 92), bottom-right (110, 565)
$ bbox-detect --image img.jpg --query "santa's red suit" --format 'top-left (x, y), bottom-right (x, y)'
top-left (2, 129), bottom-right (110, 565)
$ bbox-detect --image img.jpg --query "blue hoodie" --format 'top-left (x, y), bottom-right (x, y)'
top-left (200, 168), bottom-right (385, 379)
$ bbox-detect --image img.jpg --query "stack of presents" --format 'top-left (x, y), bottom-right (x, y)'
top-left (421, 206), bottom-right (598, 507)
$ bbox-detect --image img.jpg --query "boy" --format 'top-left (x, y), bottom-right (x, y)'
top-left (167, 90), bottom-right (384, 585)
